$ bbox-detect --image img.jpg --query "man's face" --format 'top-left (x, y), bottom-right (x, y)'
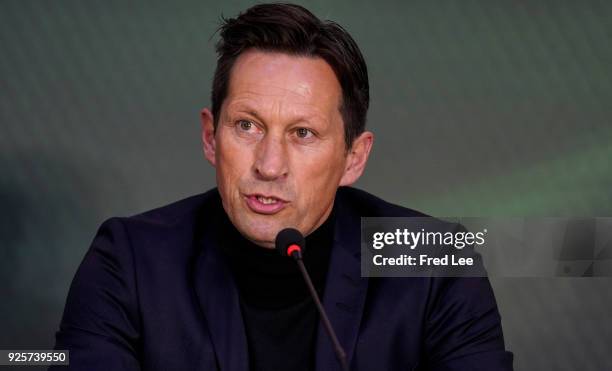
top-left (201, 50), bottom-right (372, 248)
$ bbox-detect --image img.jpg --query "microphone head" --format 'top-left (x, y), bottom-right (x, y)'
top-left (275, 228), bottom-right (306, 259)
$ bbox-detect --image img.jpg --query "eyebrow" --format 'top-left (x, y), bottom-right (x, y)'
top-left (224, 102), bottom-right (263, 121)
top-left (240, 109), bottom-right (266, 124)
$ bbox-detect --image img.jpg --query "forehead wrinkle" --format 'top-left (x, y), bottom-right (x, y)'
top-left (235, 53), bottom-right (316, 99)
top-left (238, 81), bottom-right (314, 101)
top-left (225, 90), bottom-right (330, 126)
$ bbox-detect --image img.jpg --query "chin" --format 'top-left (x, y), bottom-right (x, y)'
top-left (238, 219), bottom-right (280, 248)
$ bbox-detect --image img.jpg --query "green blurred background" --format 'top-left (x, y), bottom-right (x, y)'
top-left (1, 0), bottom-right (611, 369)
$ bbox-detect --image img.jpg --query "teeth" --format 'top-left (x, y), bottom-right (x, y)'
top-left (257, 196), bottom-right (278, 204)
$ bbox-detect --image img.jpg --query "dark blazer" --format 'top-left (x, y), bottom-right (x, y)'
top-left (52, 187), bottom-right (513, 370)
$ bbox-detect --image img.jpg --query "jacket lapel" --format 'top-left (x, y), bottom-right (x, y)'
top-left (193, 221), bottom-right (249, 371)
top-left (315, 192), bottom-right (369, 371)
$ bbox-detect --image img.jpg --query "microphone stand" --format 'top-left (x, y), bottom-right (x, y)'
top-left (294, 256), bottom-right (350, 371)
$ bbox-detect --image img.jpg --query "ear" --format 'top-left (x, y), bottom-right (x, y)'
top-left (200, 108), bottom-right (216, 167)
top-left (339, 131), bottom-right (374, 186)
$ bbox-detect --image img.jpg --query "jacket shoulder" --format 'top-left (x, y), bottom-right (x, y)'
top-left (124, 188), bottom-right (221, 228)
top-left (97, 188), bottom-right (222, 254)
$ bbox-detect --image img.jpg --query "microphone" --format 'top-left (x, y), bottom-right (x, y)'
top-left (275, 228), bottom-right (349, 371)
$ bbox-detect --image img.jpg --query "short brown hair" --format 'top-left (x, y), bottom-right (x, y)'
top-left (211, 3), bottom-right (369, 149)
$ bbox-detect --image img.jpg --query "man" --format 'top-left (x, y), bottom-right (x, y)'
top-left (52, 3), bottom-right (513, 370)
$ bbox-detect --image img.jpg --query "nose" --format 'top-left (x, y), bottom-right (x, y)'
top-left (253, 134), bottom-right (289, 180)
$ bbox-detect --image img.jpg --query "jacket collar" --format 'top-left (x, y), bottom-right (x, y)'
top-left (193, 188), bottom-right (368, 371)
top-left (194, 199), bottom-right (249, 371)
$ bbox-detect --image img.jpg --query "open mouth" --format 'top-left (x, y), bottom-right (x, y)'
top-left (256, 195), bottom-right (280, 204)
top-left (244, 194), bottom-right (288, 214)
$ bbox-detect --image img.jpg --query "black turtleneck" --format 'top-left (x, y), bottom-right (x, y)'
top-left (216, 205), bottom-right (336, 371)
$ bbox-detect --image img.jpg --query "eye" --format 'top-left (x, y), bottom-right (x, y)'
top-left (295, 127), bottom-right (314, 139)
top-left (233, 119), bottom-right (262, 139)
top-left (238, 120), bottom-right (254, 131)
